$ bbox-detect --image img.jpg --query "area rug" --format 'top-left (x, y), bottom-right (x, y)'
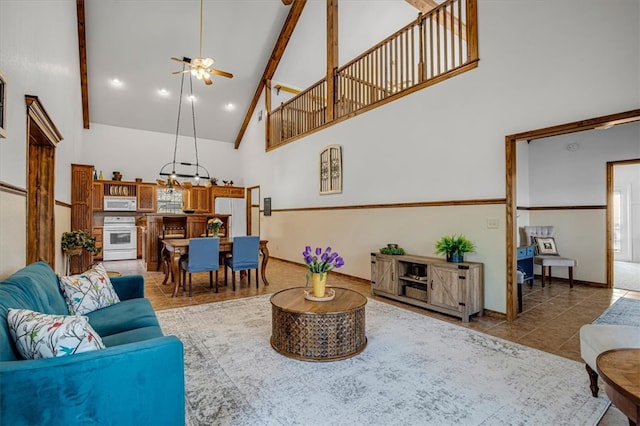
top-left (157, 295), bottom-right (610, 426)
top-left (593, 296), bottom-right (640, 326)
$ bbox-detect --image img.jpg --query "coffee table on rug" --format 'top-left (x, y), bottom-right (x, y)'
top-left (596, 348), bottom-right (640, 425)
top-left (270, 287), bottom-right (367, 361)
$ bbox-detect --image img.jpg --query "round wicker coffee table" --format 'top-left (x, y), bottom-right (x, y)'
top-left (270, 287), bottom-right (367, 361)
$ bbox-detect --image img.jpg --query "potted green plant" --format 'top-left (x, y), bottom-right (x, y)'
top-left (434, 234), bottom-right (476, 263)
top-left (61, 230), bottom-right (101, 256)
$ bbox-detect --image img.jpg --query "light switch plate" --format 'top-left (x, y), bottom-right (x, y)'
top-left (487, 217), bottom-right (499, 229)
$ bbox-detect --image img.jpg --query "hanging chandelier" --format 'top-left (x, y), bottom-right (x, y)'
top-left (158, 64), bottom-right (210, 185)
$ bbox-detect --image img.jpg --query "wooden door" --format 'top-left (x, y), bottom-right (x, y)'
top-left (25, 96), bottom-right (63, 268)
top-left (430, 264), bottom-right (462, 311)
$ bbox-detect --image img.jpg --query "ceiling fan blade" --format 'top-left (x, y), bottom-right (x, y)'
top-left (207, 68), bottom-right (233, 79)
top-left (171, 57), bottom-right (193, 66)
top-left (203, 75), bottom-right (213, 85)
top-left (171, 69), bottom-right (190, 75)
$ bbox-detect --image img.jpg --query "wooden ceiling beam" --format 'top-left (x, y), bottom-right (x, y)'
top-left (76, 0), bottom-right (90, 129)
top-left (405, 0), bottom-right (467, 41)
top-left (234, 0), bottom-right (307, 149)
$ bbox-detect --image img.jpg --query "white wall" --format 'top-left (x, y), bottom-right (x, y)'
top-left (0, 0), bottom-right (84, 276)
top-left (239, 0), bottom-right (640, 313)
top-left (528, 124), bottom-right (640, 206)
top-left (79, 123), bottom-right (247, 235)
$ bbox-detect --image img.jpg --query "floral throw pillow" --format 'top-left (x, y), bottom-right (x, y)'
top-left (58, 263), bottom-right (120, 315)
top-left (7, 309), bottom-right (105, 359)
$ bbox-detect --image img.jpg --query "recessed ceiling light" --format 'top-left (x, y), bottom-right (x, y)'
top-left (224, 103), bottom-right (236, 111)
top-left (188, 94), bottom-right (197, 102)
top-left (158, 88), bottom-right (170, 96)
top-left (110, 78), bottom-right (123, 87)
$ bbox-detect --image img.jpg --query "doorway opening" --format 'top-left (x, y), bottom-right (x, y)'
top-left (609, 161), bottom-right (640, 292)
top-left (505, 109), bottom-right (640, 321)
top-left (246, 186), bottom-right (260, 236)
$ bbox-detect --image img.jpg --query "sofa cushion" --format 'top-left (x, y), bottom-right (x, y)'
top-left (100, 326), bottom-right (165, 347)
top-left (0, 262), bottom-right (71, 361)
top-left (7, 309), bottom-right (105, 359)
top-left (58, 263), bottom-right (120, 315)
top-left (86, 298), bottom-right (159, 338)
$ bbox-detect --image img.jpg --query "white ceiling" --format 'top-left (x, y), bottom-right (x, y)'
top-left (85, 0), bottom-right (291, 144)
top-left (85, 1), bottom-right (421, 144)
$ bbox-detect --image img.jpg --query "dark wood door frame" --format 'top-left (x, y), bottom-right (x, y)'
top-left (245, 185), bottom-right (260, 236)
top-left (25, 95), bottom-right (63, 268)
top-left (505, 109), bottom-right (640, 321)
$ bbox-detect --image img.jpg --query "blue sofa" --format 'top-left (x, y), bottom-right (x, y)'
top-left (0, 261), bottom-right (185, 425)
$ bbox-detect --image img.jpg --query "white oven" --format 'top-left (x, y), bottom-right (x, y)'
top-left (103, 216), bottom-right (137, 261)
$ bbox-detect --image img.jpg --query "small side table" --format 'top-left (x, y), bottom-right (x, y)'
top-left (270, 287), bottom-right (367, 361)
top-left (596, 348), bottom-right (640, 426)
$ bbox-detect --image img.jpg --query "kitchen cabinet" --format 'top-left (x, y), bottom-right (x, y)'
top-left (137, 183), bottom-right (157, 212)
top-left (92, 227), bottom-right (103, 261)
top-left (370, 253), bottom-right (484, 322)
top-left (183, 186), bottom-right (211, 213)
top-left (92, 182), bottom-right (103, 211)
top-left (70, 164), bottom-right (95, 273)
top-left (211, 186), bottom-right (244, 213)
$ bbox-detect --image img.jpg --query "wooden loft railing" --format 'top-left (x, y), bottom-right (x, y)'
top-left (268, 0), bottom-right (478, 150)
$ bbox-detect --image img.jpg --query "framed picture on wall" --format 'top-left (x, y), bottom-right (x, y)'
top-left (0, 70), bottom-right (6, 138)
top-left (319, 144), bottom-right (342, 194)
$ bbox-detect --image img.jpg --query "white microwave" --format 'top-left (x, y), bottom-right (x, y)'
top-left (103, 196), bottom-right (137, 211)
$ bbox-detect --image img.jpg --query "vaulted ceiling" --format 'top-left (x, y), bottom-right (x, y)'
top-left (80, 0), bottom-right (425, 145)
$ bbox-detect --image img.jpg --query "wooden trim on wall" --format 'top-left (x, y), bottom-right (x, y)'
top-left (56, 200), bottom-right (72, 208)
top-left (517, 205), bottom-right (606, 210)
top-left (0, 181), bottom-right (27, 196)
top-left (268, 197), bottom-right (505, 213)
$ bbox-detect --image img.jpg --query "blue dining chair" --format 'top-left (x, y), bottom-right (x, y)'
top-left (179, 237), bottom-right (220, 296)
top-left (224, 236), bottom-right (260, 290)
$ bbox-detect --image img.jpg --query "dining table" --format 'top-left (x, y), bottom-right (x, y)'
top-left (161, 238), bottom-right (270, 297)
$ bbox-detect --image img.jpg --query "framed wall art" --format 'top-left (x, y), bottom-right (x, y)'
top-left (319, 144), bottom-right (342, 194)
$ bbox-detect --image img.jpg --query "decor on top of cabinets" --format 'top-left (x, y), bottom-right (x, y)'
top-left (319, 145), bottom-right (342, 194)
top-left (434, 234), bottom-right (476, 263)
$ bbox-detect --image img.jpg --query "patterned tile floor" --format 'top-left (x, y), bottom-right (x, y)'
top-left (104, 257), bottom-right (640, 364)
top-left (104, 257), bottom-right (638, 425)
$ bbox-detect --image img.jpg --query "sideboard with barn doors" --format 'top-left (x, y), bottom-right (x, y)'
top-left (370, 253), bottom-right (484, 322)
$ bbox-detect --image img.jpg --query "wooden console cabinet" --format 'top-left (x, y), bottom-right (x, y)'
top-left (371, 253), bottom-right (484, 322)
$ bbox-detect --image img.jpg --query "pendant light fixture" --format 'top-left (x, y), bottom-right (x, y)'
top-left (159, 64), bottom-right (210, 185)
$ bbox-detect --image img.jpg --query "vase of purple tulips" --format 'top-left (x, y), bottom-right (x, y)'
top-left (303, 246), bottom-right (345, 297)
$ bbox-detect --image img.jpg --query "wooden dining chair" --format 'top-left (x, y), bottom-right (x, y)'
top-left (179, 237), bottom-right (220, 296)
top-left (157, 216), bottom-right (188, 272)
top-left (224, 236), bottom-right (260, 290)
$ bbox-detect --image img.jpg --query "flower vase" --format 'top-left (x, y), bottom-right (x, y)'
top-left (211, 226), bottom-right (219, 237)
top-left (311, 272), bottom-right (327, 297)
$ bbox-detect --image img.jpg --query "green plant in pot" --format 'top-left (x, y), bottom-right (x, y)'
top-left (434, 234), bottom-right (475, 263)
top-left (61, 230), bottom-right (101, 256)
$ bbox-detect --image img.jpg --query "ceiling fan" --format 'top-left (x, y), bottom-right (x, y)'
top-left (171, 0), bottom-right (233, 86)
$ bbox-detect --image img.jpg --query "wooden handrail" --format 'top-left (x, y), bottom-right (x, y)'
top-left (267, 0), bottom-right (477, 149)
